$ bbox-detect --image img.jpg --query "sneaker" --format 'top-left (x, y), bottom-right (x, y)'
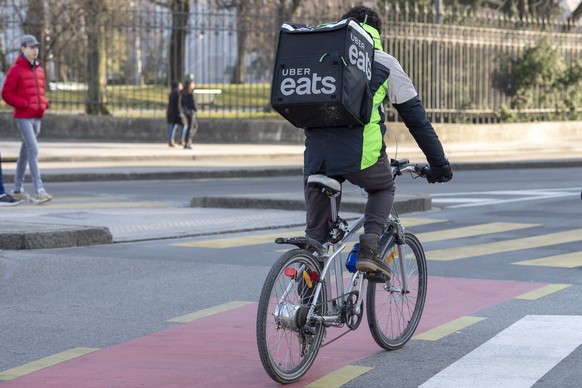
top-left (35, 188), bottom-right (52, 203)
top-left (355, 233), bottom-right (391, 275)
top-left (0, 193), bottom-right (21, 206)
top-left (10, 189), bottom-right (32, 202)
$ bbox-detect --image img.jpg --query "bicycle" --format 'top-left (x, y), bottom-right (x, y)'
top-left (256, 159), bottom-right (429, 384)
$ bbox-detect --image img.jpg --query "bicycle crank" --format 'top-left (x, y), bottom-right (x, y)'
top-left (342, 291), bottom-right (363, 330)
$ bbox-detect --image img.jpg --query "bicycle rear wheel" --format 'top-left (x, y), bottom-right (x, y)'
top-left (366, 231), bottom-right (427, 350)
top-left (256, 249), bottom-right (327, 384)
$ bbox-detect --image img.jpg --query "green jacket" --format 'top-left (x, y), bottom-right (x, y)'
top-left (304, 24), bottom-right (447, 177)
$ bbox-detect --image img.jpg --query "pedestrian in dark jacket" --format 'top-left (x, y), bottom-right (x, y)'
top-left (166, 81), bottom-right (183, 147)
top-left (180, 79), bottom-right (198, 150)
top-left (1, 34), bottom-right (52, 203)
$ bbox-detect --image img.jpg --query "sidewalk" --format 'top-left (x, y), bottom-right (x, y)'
top-left (1, 139), bottom-right (582, 250)
top-left (3, 139), bottom-right (582, 176)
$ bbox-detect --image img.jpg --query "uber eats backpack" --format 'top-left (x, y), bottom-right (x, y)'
top-left (271, 18), bottom-right (375, 129)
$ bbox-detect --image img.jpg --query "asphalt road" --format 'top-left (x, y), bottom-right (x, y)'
top-left (1, 167), bottom-right (581, 387)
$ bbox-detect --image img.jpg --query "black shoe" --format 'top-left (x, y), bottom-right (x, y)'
top-left (0, 193), bottom-right (21, 206)
top-left (355, 233), bottom-right (390, 275)
top-left (184, 145), bottom-right (192, 149)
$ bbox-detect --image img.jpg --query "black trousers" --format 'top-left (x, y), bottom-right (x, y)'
top-left (304, 153), bottom-right (395, 243)
top-left (183, 114), bottom-right (199, 147)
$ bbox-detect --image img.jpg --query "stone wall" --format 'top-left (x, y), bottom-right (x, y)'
top-left (1, 112), bottom-right (581, 145)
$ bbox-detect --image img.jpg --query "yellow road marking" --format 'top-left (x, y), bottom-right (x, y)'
top-left (0, 347), bottom-right (99, 381)
top-left (306, 365), bottom-right (373, 388)
top-left (514, 284), bottom-right (571, 300)
top-left (175, 218), bottom-right (447, 249)
top-left (413, 316), bottom-right (486, 341)
top-left (512, 252), bottom-right (582, 268)
top-left (167, 301), bottom-right (253, 323)
top-left (174, 231), bottom-right (302, 248)
top-left (400, 217), bottom-right (448, 227)
top-left (427, 228), bottom-right (582, 261)
top-left (417, 222), bottom-right (538, 243)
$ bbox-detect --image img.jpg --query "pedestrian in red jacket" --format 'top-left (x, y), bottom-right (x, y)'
top-left (1, 34), bottom-right (52, 203)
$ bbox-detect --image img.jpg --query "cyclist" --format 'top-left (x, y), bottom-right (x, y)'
top-left (304, 5), bottom-right (452, 275)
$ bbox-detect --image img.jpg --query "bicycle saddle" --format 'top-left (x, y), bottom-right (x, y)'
top-left (307, 174), bottom-right (341, 194)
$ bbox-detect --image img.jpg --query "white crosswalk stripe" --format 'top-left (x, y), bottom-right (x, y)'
top-left (432, 187), bottom-right (580, 208)
top-left (420, 315), bottom-right (582, 388)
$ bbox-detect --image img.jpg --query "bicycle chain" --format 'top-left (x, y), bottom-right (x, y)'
top-left (315, 293), bottom-right (361, 348)
top-left (321, 328), bottom-right (352, 348)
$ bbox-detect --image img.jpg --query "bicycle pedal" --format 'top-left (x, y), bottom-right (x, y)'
top-left (364, 272), bottom-right (389, 283)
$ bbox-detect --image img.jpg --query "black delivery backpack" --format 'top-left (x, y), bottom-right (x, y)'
top-left (271, 18), bottom-right (375, 129)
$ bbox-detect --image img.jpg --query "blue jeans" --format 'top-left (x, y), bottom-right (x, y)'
top-left (13, 118), bottom-right (44, 193)
top-left (168, 123), bottom-right (180, 142)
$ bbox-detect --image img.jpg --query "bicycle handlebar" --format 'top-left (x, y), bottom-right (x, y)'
top-left (390, 159), bottom-right (428, 179)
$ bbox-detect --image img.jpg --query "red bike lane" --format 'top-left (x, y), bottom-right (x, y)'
top-left (2, 276), bottom-right (545, 387)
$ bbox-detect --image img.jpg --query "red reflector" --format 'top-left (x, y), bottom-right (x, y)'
top-left (310, 272), bottom-right (320, 282)
top-left (284, 268), bottom-right (297, 277)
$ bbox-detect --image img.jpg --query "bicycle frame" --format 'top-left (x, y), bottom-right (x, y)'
top-left (257, 159), bottom-right (429, 384)
top-left (304, 171), bottom-right (412, 326)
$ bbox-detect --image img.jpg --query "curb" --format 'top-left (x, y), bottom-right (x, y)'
top-left (451, 158), bottom-right (582, 170)
top-left (190, 193), bottom-right (431, 214)
top-left (0, 222), bottom-right (113, 250)
top-left (4, 159), bottom-right (582, 184)
top-left (1, 167), bottom-right (304, 183)
top-left (0, 194), bottom-right (430, 250)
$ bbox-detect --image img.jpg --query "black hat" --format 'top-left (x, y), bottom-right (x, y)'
top-left (21, 35), bottom-right (40, 47)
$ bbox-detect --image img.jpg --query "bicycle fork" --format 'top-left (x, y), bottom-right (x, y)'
top-left (384, 219), bottom-right (410, 294)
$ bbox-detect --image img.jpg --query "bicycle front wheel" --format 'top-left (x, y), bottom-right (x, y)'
top-left (366, 231), bottom-right (427, 350)
top-left (256, 249), bottom-right (327, 384)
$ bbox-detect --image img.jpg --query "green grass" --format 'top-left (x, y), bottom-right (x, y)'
top-left (0, 83), bottom-right (275, 119)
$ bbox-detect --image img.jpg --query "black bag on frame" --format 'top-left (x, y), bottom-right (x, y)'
top-left (271, 18), bottom-right (375, 129)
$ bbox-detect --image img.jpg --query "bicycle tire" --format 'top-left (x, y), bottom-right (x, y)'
top-left (256, 249), bottom-right (327, 384)
top-left (366, 231), bottom-right (427, 350)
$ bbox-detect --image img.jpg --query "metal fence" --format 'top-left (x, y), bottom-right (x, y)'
top-left (0, 1), bottom-right (581, 123)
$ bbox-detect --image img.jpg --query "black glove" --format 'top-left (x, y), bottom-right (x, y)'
top-left (426, 163), bottom-right (453, 184)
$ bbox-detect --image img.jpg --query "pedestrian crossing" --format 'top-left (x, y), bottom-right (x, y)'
top-left (427, 228), bottom-right (582, 261)
top-left (420, 315), bottom-right (582, 388)
top-left (415, 221), bottom-right (538, 243)
top-left (513, 252), bottom-right (582, 268)
top-left (431, 187), bottom-right (580, 209)
top-left (171, 218), bottom-right (582, 269)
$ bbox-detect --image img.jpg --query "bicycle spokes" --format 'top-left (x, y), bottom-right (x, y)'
top-left (257, 250), bottom-right (327, 384)
top-left (366, 232), bottom-right (427, 350)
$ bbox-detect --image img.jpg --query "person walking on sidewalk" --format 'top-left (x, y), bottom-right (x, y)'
top-left (180, 79), bottom-right (198, 150)
top-left (0, 152), bottom-right (21, 206)
top-left (166, 81), bottom-right (183, 147)
top-left (1, 34), bottom-right (51, 203)
top-left (303, 6), bottom-right (452, 275)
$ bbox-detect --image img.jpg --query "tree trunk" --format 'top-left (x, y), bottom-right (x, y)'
top-left (85, 0), bottom-right (110, 115)
top-left (169, 0), bottom-right (189, 83)
top-left (566, 0), bottom-right (582, 30)
top-left (24, 0), bottom-right (45, 61)
top-left (231, 28), bottom-right (247, 84)
top-left (231, 0), bottom-right (250, 84)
